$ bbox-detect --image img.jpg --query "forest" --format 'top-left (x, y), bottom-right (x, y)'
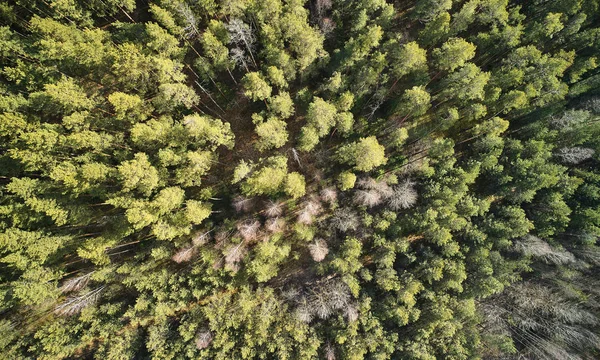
top-left (1, 0), bottom-right (600, 358)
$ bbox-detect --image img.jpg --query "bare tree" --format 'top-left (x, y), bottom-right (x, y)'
top-left (291, 148), bottom-right (303, 168)
top-left (353, 189), bottom-right (382, 208)
top-left (230, 47), bottom-right (249, 72)
top-left (311, 291), bottom-right (334, 319)
top-left (232, 196), bottom-right (254, 213)
top-left (320, 187), bottom-right (338, 204)
top-left (172, 246), bottom-right (196, 263)
top-left (514, 235), bottom-right (576, 265)
top-left (214, 230), bottom-right (233, 249)
top-left (192, 230), bottom-right (212, 247)
top-left (330, 207), bottom-right (359, 232)
top-left (297, 211), bottom-right (314, 225)
top-left (555, 147), bottom-right (595, 164)
top-left (281, 287), bottom-right (301, 303)
top-left (237, 220), bottom-right (261, 241)
top-left (387, 180), bottom-right (418, 210)
top-left (324, 342), bottom-right (336, 360)
top-left (59, 272), bottom-right (93, 293)
top-left (356, 177), bottom-right (377, 189)
top-left (319, 18), bottom-right (336, 36)
top-left (266, 217), bottom-right (286, 233)
top-left (263, 200), bottom-right (284, 218)
top-left (308, 239), bottom-right (329, 262)
top-left (296, 301), bottom-right (313, 323)
top-left (345, 303), bottom-right (359, 322)
top-left (482, 282), bottom-right (600, 359)
top-left (307, 279), bottom-right (352, 320)
top-left (289, 279), bottom-right (355, 324)
top-left (297, 200), bottom-right (323, 225)
top-left (572, 245), bottom-right (600, 266)
top-left (358, 177), bottom-right (393, 198)
top-left (226, 19), bottom-right (257, 67)
top-left (584, 97), bottom-right (600, 114)
top-left (550, 109), bottom-right (591, 129)
top-left (54, 286), bottom-right (104, 316)
top-left (327, 280), bottom-right (352, 309)
top-left (314, 0), bottom-right (333, 18)
top-left (224, 242), bottom-right (247, 267)
top-left (177, 4), bottom-right (200, 39)
top-left (195, 328), bottom-right (213, 349)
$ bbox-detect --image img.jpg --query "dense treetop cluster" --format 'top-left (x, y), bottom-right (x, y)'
top-left (1, 0), bottom-right (600, 359)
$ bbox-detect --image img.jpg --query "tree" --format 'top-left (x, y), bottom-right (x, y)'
top-left (336, 136), bottom-right (387, 172)
top-left (412, 0), bottom-right (452, 22)
top-left (241, 156), bottom-right (288, 196)
top-left (418, 12), bottom-right (451, 46)
top-left (30, 77), bottom-right (95, 115)
top-left (146, 22), bottom-right (182, 58)
top-left (200, 23), bottom-right (234, 74)
top-left (390, 41), bottom-right (427, 78)
top-left (390, 127), bottom-right (409, 149)
top-left (438, 63), bottom-right (490, 102)
top-left (397, 86), bottom-right (431, 117)
top-left (338, 171), bottom-right (357, 191)
top-left (154, 83), bottom-right (199, 112)
top-left (298, 125), bottom-right (320, 152)
top-left (183, 114), bottom-right (235, 150)
top-left (118, 153), bottom-right (160, 196)
top-left (268, 92), bottom-right (294, 118)
top-left (254, 117), bottom-right (288, 151)
top-left (305, 97), bottom-right (338, 137)
top-left (335, 112), bottom-right (354, 135)
top-left (108, 92), bottom-right (146, 121)
top-left (284, 172), bottom-right (306, 199)
top-left (266, 66), bottom-right (287, 88)
top-left (242, 72), bottom-right (272, 101)
top-left (432, 38), bottom-right (477, 72)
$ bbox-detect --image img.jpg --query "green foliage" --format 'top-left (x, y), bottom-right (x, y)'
top-left (241, 156), bottom-right (288, 196)
top-left (284, 172), bottom-right (306, 199)
top-left (268, 92), bottom-right (294, 118)
top-left (390, 41), bottom-right (428, 78)
top-left (254, 117), bottom-right (288, 151)
top-left (338, 171), bottom-right (357, 191)
top-left (242, 72), bottom-right (272, 101)
top-left (336, 136), bottom-right (387, 172)
top-left (305, 97), bottom-right (338, 137)
top-left (397, 86), bottom-right (431, 117)
top-left (432, 37), bottom-right (477, 72)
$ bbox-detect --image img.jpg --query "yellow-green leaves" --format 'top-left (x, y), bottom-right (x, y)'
top-left (118, 153), bottom-right (160, 196)
top-left (242, 72), bottom-right (272, 101)
top-left (284, 172), bottom-right (306, 199)
top-left (336, 136), bottom-right (387, 172)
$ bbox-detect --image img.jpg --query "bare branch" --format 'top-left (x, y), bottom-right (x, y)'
top-left (387, 180), bottom-right (418, 210)
top-left (54, 286), bottom-right (104, 316)
top-left (59, 272), bottom-right (93, 293)
top-left (308, 239), bottom-right (329, 262)
top-left (195, 328), bottom-right (213, 349)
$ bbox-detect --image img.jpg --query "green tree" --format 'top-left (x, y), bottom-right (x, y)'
top-left (432, 37), bottom-right (477, 72)
top-left (254, 117), bottom-right (289, 151)
top-left (242, 72), bottom-right (272, 101)
top-left (284, 172), bottom-right (306, 199)
top-left (336, 136), bottom-right (387, 172)
top-left (241, 156), bottom-right (288, 196)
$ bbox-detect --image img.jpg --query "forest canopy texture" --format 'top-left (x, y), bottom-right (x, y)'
top-left (1, 0), bottom-right (600, 359)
